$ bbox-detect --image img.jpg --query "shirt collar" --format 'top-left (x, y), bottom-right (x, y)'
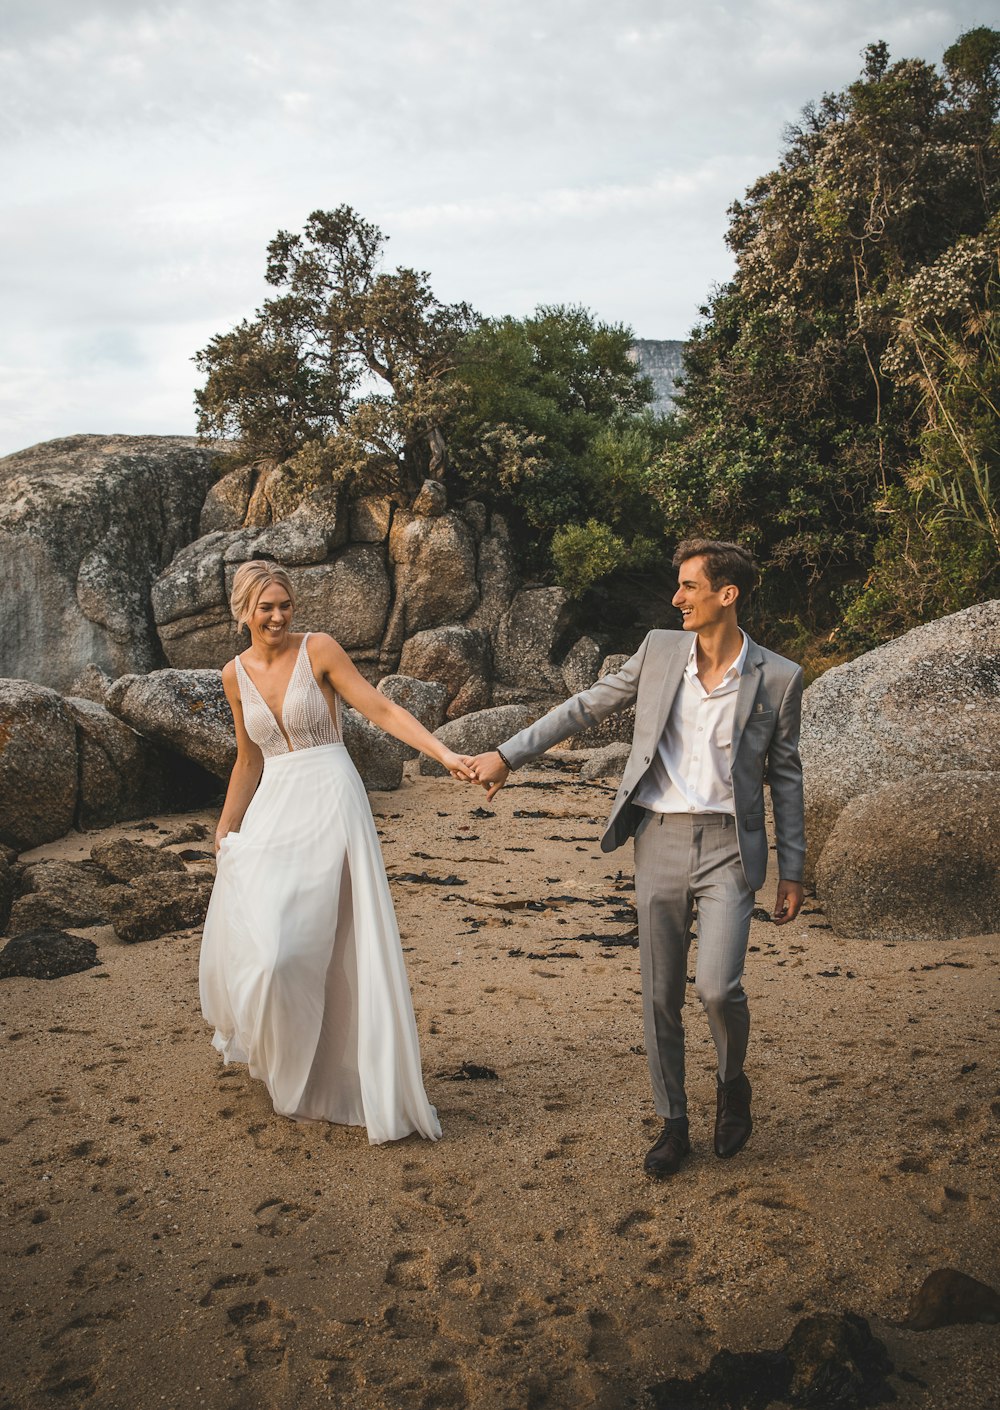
top-left (685, 630), bottom-right (749, 682)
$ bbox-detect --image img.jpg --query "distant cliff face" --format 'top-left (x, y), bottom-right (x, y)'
top-left (629, 339), bottom-right (685, 414)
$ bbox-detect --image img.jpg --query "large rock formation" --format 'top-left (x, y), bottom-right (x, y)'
top-left (0, 677), bottom-right (218, 851)
top-left (801, 601), bottom-right (1000, 875)
top-left (815, 772), bottom-right (1000, 941)
top-left (0, 681), bottom-right (79, 850)
top-left (0, 435), bottom-right (225, 690)
top-left (106, 670), bottom-right (236, 778)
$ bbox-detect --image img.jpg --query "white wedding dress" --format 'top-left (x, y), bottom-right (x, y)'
top-left (199, 633), bottom-right (441, 1144)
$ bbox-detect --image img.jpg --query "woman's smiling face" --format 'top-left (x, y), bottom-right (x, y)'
top-left (250, 581), bottom-right (293, 644)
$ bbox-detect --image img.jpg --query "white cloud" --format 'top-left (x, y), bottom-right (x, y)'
top-left (0, 0), bottom-right (990, 454)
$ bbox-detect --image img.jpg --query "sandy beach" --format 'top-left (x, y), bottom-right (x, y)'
top-left (2, 755), bottom-right (998, 1410)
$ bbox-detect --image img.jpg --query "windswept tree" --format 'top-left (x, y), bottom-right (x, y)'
top-left (650, 27), bottom-right (1000, 645)
top-left (194, 206), bottom-right (476, 496)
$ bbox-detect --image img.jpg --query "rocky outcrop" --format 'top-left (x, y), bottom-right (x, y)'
top-left (493, 588), bottom-right (573, 702)
top-left (0, 678), bottom-right (218, 852)
top-left (89, 838), bottom-right (186, 884)
top-left (382, 496), bottom-right (480, 656)
top-left (399, 626), bottom-right (490, 719)
top-left (375, 675), bottom-right (449, 763)
top-left (106, 670), bottom-right (236, 779)
top-left (563, 654), bottom-right (636, 749)
top-left (341, 709), bottom-right (407, 792)
top-left (801, 601), bottom-right (1000, 875)
top-left (815, 771), bottom-right (1000, 941)
top-left (0, 681), bottom-right (79, 850)
top-left (579, 742), bottom-right (631, 780)
top-left (419, 704), bottom-right (535, 777)
top-left (0, 853), bottom-right (14, 933)
top-left (153, 532), bottom-right (391, 671)
top-left (0, 435), bottom-right (225, 690)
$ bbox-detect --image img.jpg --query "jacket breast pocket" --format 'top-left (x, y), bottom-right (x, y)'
top-left (746, 709), bottom-right (774, 726)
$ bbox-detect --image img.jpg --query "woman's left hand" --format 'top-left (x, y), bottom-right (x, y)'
top-left (440, 750), bottom-right (476, 781)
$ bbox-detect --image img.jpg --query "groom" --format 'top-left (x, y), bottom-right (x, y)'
top-left (471, 540), bottom-right (804, 1179)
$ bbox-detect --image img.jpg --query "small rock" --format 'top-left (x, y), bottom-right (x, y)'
top-left (90, 838), bottom-right (186, 884)
top-left (905, 1268), bottom-right (1000, 1330)
top-left (7, 860), bottom-right (127, 935)
top-left (108, 872), bottom-right (214, 944)
top-left (0, 928), bottom-right (100, 980)
top-left (580, 743), bottom-right (631, 781)
top-left (157, 821), bottom-right (210, 848)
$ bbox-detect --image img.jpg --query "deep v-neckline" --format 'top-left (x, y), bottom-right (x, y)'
top-left (238, 634), bottom-right (309, 752)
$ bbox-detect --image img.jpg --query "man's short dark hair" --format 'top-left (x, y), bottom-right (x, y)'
top-left (672, 539), bottom-right (759, 603)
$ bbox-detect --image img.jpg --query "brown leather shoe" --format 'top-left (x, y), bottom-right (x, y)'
top-left (643, 1121), bottom-right (691, 1179)
top-left (715, 1072), bottom-right (752, 1158)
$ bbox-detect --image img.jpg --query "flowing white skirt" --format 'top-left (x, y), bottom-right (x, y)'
top-left (199, 743), bottom-right (441, 1144)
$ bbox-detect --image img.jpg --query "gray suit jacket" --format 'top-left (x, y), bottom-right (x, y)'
top-left (499, 629), bottom-right (805, 893)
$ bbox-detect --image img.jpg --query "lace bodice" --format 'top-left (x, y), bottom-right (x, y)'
top-left (235, 634), bottom-right (343, 757)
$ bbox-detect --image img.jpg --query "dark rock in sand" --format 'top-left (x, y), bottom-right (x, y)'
top-left (784, 1311), bottom-right (895, 1406)
top-left (0, 680), bottom-right (78, 851)
top-left (816, 771), bottom-right (1000, 941)
top-left (108, 871), bottom-right (214, 944)
top-left (0, 928), bottom-right (100, 980)
top-left (7, 860), bottom-right (127, 935)
top-left (905, 1268), bottom-right (1000, 1330)
top-left (648, 1312), bottom-right (894, 1410)
top-left (90, 838), bottom-right (186, 885)
top-left (419, 704), bottom-right (535, 777)
top-left (106, 669), bottom-right (236, 779)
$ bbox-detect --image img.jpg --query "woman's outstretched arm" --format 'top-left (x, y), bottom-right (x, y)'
top-left (311, 634), bottom-right (474, 780)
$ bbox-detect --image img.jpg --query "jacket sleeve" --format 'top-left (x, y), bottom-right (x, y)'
top-left (499, 634), bottom-right (651, 769)
top-left (768, 666), bottom-right (805, 883)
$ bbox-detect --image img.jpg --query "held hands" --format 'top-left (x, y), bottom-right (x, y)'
top-left (439, 750), bottom-right (477, 782)
top-left (468, 751), bottom-right (510, 801)
top-left (772, 879), bottom-right (803, 925)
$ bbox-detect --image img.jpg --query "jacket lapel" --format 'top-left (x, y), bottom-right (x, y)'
top-left (646, 636), bottom-right (690, 747)
top-left (730, 638), bottom-right (765, 760)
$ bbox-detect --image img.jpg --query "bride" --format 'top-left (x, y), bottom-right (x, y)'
top-left (199, 559), bottom-right (473, 1143)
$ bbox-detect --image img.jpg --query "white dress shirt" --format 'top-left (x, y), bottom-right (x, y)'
top-left (634, 631), bottom-right (748, 815)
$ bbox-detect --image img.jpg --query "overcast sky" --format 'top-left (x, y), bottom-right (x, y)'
top-left (0, 0), bottom-right (991, 456)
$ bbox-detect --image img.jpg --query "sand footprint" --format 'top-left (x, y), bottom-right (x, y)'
top-left (226, 1298), bottom-right (295, 1370)
top-left (253, 1197), bottom-right (315, 1236)
top-left (385, 1247), bottom-right (434, 1290)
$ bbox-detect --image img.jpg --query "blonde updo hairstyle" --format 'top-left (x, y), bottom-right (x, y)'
top-left (229, 560), bottom-right (296, 633)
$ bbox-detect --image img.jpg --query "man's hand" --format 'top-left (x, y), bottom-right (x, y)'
top-left (773, 880), bottom-right (803, 926)
top-left (469, 750), bottom-right (510, 801)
